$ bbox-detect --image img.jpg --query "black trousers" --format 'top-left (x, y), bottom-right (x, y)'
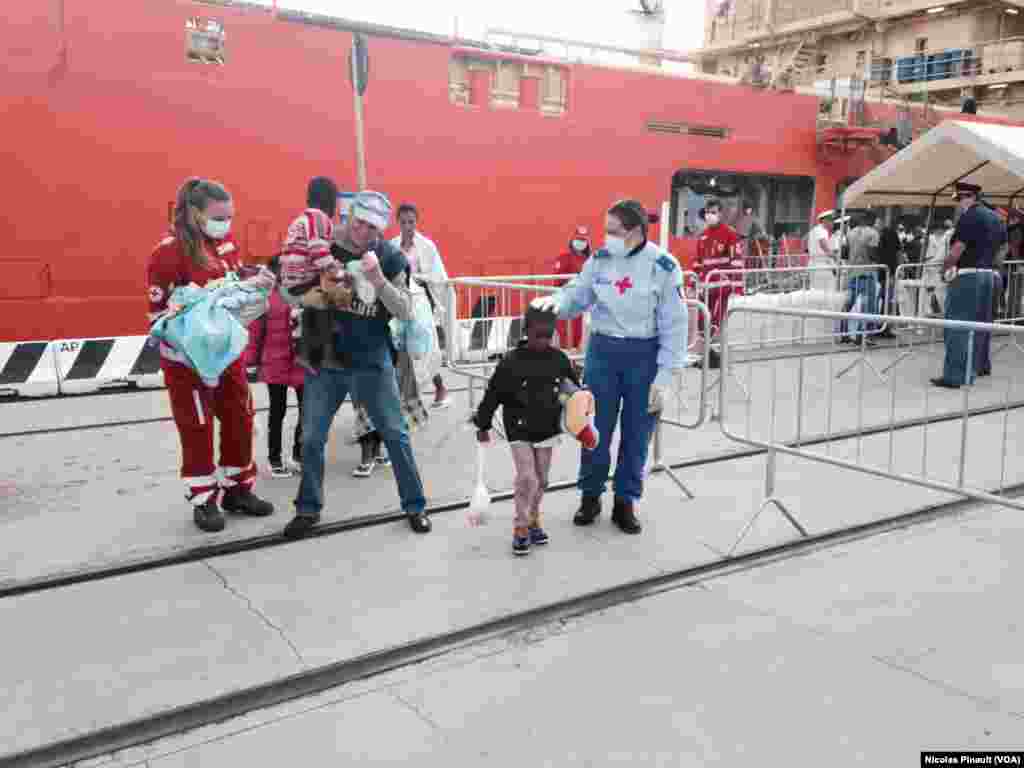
top-left (267, 383), bottom-right (304, 464)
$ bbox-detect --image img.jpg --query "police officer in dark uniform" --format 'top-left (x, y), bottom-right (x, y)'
top-left (932, 182), bottom-right (1004, 388)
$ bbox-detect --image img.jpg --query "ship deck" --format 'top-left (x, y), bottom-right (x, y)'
top-left (3, 337), bottom-right (1024, 764)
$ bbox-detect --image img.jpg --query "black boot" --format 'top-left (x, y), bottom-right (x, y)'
top-left (193, 498), bottom-right (225, 532)
top-left (573, 495), bottom-right (601, 526)
top-left (221, 487), bottom-right (275, 517)
top-left (611, 497), bottom-right (642, 535)
top-left (407, 511), bottom-right (432, 534)
top-left (283, 512), bottom-right (319, 539)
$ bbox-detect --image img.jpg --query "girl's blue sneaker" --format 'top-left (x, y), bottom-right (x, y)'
top-left (513, 531), bottom-right (531, 556)
top-left (528, 527), bottom-right (549, 546)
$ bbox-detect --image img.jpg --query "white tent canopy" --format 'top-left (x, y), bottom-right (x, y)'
top-left (842, 120), bottom-right (1024, 210)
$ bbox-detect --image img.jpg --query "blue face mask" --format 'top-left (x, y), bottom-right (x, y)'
top-left (605, 235), bottom-right (627, 258)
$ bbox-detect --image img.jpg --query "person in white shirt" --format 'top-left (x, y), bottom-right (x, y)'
top-left (808, 210), bottom-right (836, 262)
top-left (808, 210), bottom-right (838, 291)
top-left (391, 203), bottom-right (451, 408)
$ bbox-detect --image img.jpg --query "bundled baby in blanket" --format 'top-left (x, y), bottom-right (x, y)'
top-left (150, 266), bottom-right (276, 387)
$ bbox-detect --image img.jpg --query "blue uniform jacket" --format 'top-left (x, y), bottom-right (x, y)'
top-left (952, 203), bottom-right (1005, 270)
top-left (554, 240), bottom-right (688, 388)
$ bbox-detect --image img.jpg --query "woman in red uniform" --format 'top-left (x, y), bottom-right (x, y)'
top-left (146, 178), bottom-right (274, 532)
top-left (552, 225), bottom-right (591, 348)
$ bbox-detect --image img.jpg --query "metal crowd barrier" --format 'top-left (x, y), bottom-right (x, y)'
top-left (894, 262), bottom-right (946, 324)
top-left (890, 261), bottom-right (1024, 370)
top-left (697, 264), bottom-right (893, 411)
top-left (441, 276), bottom-right (581, 385)
top-left (894, 260), bottom-right (1024, 326)
top-left (649, 298), bottom-right (713, 500)
top-left (718, 304), bottom-right (1024, 553)
top-left (703, 264), bottom-right (892, 344)
top-left (441, 274), bottom-right (713, 501)
top-left (996, 260), bottom-right (1024, 326)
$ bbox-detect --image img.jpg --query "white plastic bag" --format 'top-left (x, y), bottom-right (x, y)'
top-left (466, 441), bottom-right (491, 527)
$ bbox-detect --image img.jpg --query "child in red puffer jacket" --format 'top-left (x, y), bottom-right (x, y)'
top-left (244, 256), bottom-right (305, 477)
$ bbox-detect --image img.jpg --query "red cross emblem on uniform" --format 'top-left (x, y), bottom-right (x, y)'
top-left (614, 276), bottom-right (633, 295)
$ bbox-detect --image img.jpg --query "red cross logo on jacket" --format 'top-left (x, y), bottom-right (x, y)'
top-left (614, 276), bottom-right (633, 295)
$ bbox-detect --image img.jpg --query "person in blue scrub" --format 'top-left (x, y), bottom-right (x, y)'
top-left (531, 199), bottom-right (688, 534)
top-left (932, 182), bottom-right (1003, 388)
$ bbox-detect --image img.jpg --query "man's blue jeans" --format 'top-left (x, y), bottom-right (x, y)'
top-left (295, 358), bottom-right (426, 518)
top-left (846, 274), bottom-right (879, 339)
top-left (579, 335), bottom-right (659, 502)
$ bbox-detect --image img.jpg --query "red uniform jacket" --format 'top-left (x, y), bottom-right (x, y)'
top-left (243, 290), bottom-right (305, 390)
top-left (553, 248), bottom-right (588, 285)
top-left (146, 232), bottom-right (245, 362)
top-left (694, 224), bottom-right (743, 285)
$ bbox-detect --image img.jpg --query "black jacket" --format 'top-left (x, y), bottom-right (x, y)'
top-left (301, 239), bottom-right (405, 369)
top-left (473, 342), bottom-right (581, 443)
top-left (878, 226), bottom-right (902, 274)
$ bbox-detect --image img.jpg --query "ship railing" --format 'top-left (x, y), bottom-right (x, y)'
top-left (875, 36), bottom-right (1024, 90)
top-left (717, 304), bottom-right (1024, 554)
top-left (441, 275), bottom-right (713, 501)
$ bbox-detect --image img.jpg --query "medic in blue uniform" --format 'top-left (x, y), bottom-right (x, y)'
top-left (531, 199), bottom-right (688, 534)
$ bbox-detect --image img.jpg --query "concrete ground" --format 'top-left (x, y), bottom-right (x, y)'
top-left (2, 339), bottom-right (1023, 760)
top-left (68, 500), bottom-right (1024, 767)
top-left (2, 341), bottom-right (1022, 587)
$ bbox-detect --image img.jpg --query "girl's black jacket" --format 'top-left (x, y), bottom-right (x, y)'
top-left (472, 341), bottom-right (581, 443)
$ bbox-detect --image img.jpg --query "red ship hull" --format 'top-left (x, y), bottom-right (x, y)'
top-left (2, 1), bottom-right (1019, 343)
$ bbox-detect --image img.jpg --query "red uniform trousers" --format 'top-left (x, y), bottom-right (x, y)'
top-left (163, 357), bottom-right (257, 505)
top-left (701, 280), bottom-right (743, 336)
top-left (557, 316), bottom-right (585, 349)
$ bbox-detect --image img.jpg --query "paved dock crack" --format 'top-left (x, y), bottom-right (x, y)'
top-left (203, 561), bottom-right (305, 666)
top-left (871, 656), bottom-right (1024, 720)
top-left (392, 690), bottom-right (442, 732)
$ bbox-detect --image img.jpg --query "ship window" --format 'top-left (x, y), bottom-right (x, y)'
top-left (186, 16), bottom-right (226, 64)
top-left (448, 54), bottom-right (567, 115)
top-left (671, 171), bottom-right (815, 240)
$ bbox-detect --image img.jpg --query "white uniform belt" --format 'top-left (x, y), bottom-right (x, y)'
top-left (958, 268), bottom-right (995, 275)
top-left (594, 332), bottom-right (657, 341)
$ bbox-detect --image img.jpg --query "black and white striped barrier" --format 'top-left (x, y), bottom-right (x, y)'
top-left (0, 341), bottom-right (61, 398)
top-left (0, 336), bottom-right (164, 397)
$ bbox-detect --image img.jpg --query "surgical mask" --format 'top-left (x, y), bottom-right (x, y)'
top-left (346, 258), bottom-right (377, 306)
top-left (571, 239), bottom-right (587, 251)
top-left (604, 235), bottom-right (627, 259)
top-left (203, 218), bottom-right (231, 240)
top-left (705, 213), bottom-right (720, 227)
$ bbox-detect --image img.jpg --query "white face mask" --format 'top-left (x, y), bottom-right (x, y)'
top-left (605, 235), bottom-right (627, 258)
top-left (571, 239), bottom-right (587, 251)
top-left (203, 218), bottom-right (231, 240)
top-left (705, 213), bottom-right (720, 227)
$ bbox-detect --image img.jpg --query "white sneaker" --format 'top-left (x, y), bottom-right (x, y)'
top-left (431, 395), bottom-right (452, 409)
top-left (353, 461), bottom-right (375, 478)
top-left (270, 462), bottom-right (293, 478)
